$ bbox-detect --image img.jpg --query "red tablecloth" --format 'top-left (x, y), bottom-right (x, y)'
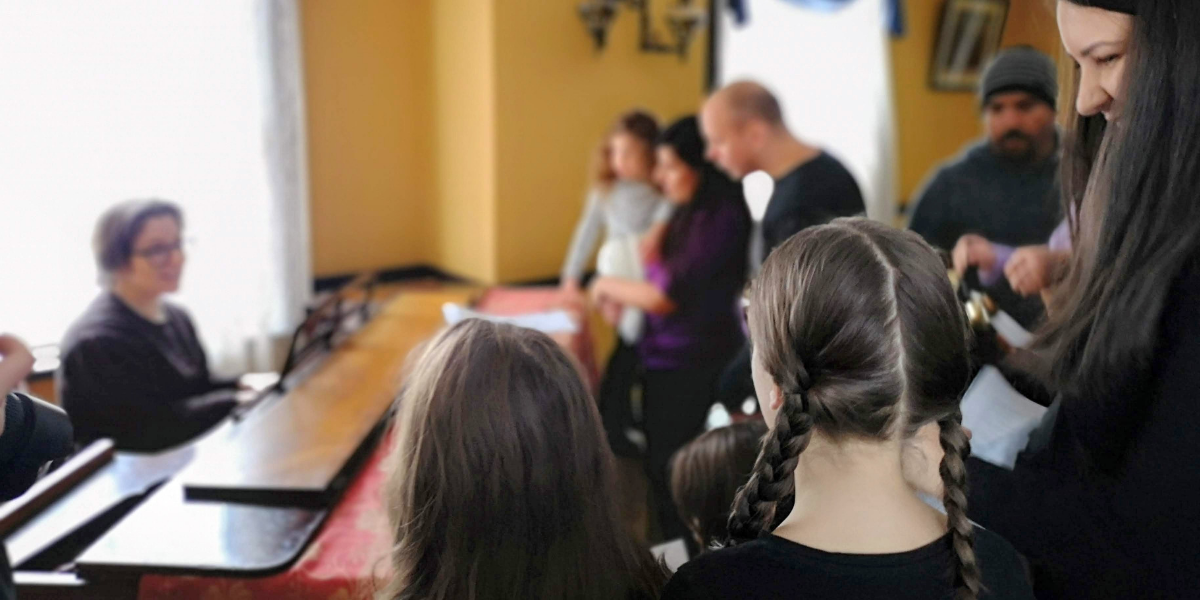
top-left (139, 434), bottom-right (395, 600)
top-left (138, 287), bottom-right (596, 599)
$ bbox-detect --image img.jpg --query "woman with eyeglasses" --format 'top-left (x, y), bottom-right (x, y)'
top-left (57, 199), bottom-right (241, 452)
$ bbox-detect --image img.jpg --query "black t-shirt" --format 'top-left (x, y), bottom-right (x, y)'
top-left (661, 530), bottom-right (1034, 600)
top-left (762, 152), bottom-right (865, 260)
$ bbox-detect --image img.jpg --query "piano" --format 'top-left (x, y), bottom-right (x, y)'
top-left (1, 277), bottom-right (477, 599)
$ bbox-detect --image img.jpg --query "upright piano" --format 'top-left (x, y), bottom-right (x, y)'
top-left (2, 278), bottom-right (476, 599)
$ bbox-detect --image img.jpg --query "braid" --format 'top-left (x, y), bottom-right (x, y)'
top-left (725, 389), bottom-right (814, 546)
top-left (938, 412), bottom-right (983, 600)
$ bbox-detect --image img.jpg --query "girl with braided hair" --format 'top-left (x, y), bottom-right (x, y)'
top-left (662, 219), bottom-right (1033, 600)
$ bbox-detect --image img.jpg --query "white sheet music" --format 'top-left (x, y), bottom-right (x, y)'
top-left (442, 303), bottom-right (578, 334)
top-left (650, 538), bottom-right (690, 572)
top-left (961, 365), bottom-right (1048, 469)
top-left (991, 310), bottom-right (1034, 349)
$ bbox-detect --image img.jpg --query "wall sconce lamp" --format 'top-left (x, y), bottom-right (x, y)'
top-left (578, 0), bottom-right (708, 59)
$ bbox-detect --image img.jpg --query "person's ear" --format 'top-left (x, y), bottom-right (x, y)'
top-left (901, 422), bottom-right (946, 498)
top-left (767, 382), bottom-right (784, 412)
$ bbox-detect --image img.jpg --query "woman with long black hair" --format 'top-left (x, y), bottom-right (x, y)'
top-left (591, 116), bottom-right (752, 542)
top-left (967, 2), bottom-right (1200, 597)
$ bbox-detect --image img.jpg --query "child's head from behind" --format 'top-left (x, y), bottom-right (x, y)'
top-left (599, 110), bottom-right (659, 185)
top-left (736, 219), bottom-right (979, 598)
top-left (384, 319), bottom-right (663, 600)
top-left (670, 419), bottom-right (768, 550)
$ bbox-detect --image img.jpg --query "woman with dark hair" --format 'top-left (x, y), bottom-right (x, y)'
top-left (590, 116), bottom-right (752, 541)
top-left (382, 319), bottom-right (666, 600)
top-left (662, 220), bottom-right (1033, 600)
top-left (965, 2), bottom-right (1200, 597)
top-left (58, 199), bottom-right (243, 452)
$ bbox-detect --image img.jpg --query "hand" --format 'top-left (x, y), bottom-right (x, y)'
top-left (588, 276), bottom-right (611, 306)
top-left (1004, 246), bottom-right (1057, 297)
top-left (640, 223), bottom-right (667, 264)
top-left (0, 333), bottom-right (35, 393)
top-left (1, 334), bottom-right (36, 433)
top-left (951, 234), bottom-right (996, 275)
top-left (235, 388), bottom-right (261, 404)
top-left (560, 278), bottom-right (581, 295)
top-left (239, 372), bottom-right (280, 394)
top-left (559, 279), bottom-right (586, 310)
top-left (598, 300), bottom-right (623, 326)
top-left (588, 278), bottom-right (623, 326)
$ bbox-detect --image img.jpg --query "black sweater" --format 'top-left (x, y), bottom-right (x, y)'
top-left (907, 140), bottom-right (1061, 327)
top-left (57, 293), bottom-right (237, 452)
top-left (968, 263), bottom-right (1200, 599)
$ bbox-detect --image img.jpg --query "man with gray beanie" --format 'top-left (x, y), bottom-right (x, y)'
top-left (908, 46), bottom-right (1062, 327)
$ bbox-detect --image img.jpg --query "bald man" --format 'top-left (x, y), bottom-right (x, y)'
top-left (701, 81), bottom-right (864, 260)
top-left (702, 82), bottom-right (864, 410)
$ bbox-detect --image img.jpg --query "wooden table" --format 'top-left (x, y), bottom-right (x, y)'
top-left (7, 285), bottom-right (601, 599)
top-left (7, 288), bottom-right (474, 595)
top-left (133, 287), bottom-right (598, 599)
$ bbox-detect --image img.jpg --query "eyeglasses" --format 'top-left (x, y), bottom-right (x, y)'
top-left (132, 238), bottom-right (191, 266)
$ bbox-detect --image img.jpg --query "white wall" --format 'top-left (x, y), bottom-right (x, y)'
top-left (717, 0), bottom-right (899, 223)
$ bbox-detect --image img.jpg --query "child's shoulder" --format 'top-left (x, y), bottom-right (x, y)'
top-left (662, 539), bottom-right (781, 598)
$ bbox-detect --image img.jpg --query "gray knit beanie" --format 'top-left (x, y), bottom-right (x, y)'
top-left (980, 46), bottom-right (1058, 109)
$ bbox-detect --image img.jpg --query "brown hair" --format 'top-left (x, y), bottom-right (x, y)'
top-left (590, 110), bottom-right (660, 190)
top-left (383, 319), bottom-right (665, 600)
top-left (670, 419), bottom-right (767, 550)
top-left (728, 219), bottom-right (980, 599)
top-left (93, 199), bottom-right (183, 285)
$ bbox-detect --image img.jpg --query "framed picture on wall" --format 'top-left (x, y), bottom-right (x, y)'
top-left (930, 0), bottom-right (1009, 91)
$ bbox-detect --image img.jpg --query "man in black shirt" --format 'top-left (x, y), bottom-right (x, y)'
top-left (700, 81), bottom-right (865, 408)
top-left (701, 80), bottom-right (865, 261)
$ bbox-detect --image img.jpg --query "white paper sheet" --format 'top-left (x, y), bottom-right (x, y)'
top-left (650, 538), bottom-right (690, 572)
top-left (991, 310), bottom-right (1034, 349)
top-left (961, 365), bottom-right (1048, 469)
top-left (442, 303), bottom-right (578, 334)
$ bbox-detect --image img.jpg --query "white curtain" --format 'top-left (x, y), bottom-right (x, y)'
top-left (717, 0), bottom-right (900, 224)
top-left (0, 0), bottom-right (311, 374)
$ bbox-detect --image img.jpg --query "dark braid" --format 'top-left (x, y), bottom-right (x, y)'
top-left (938, 411), bottom-right (983, 600)
top-left (726, 387), bottom-right (814, 546)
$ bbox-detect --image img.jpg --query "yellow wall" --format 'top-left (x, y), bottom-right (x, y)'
top-left (303, 0), bottom-right (1058, 278)
top-left (492, 0), bottom-right (709, 282)
top-left (891, 0), bottom-right (1060, 204)
top-left (303, 0), bottom-right (706, 283)
top-left (302, 0), bottom-right (435, 277)
top-left (432, 0), bottom-right (498, 282)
